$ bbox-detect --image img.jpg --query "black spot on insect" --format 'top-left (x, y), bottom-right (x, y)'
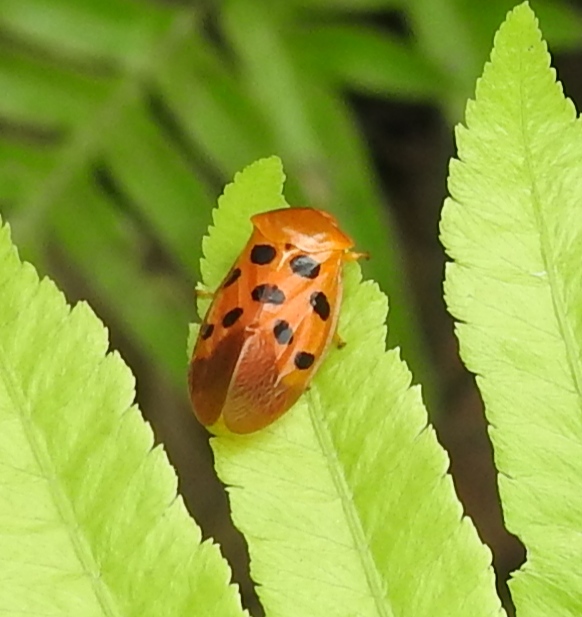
top-left (223, 267), bottom-right (241, 288)
top-left (251, 284), bottom-right (286, 305)
top-left (290, 255), bottom-right (320, 279)
top-left (222, 307), bottom-right (243, 328)
top-left (310, 291), bottom-right (330, 321)
top-left (294, 351), bottom-right (315, 370)
top-left (284, 243), bottom-right (293, 250)
top-left (251, 244), bottom-right (276, 265)
top-left (200, 323), bottom-right (214, 340)
top-left (273, 320), bottom-right (294, 345)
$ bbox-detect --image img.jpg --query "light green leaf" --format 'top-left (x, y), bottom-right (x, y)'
top-left (0, 215), bottom-right (247, 616)
top-left (200, 156), bottom-right (287, 294)
top-left (189, 156), bottom-right (286, 351)
top-left (196, 156), bottom-right (504, 616)
top-left (441, 3), bottom-right (582, 615)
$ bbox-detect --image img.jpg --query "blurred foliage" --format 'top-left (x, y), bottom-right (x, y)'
top-left (0, 0), bottom-right (580, 407)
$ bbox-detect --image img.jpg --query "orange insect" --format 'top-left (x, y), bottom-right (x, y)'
top-left (188, 207), bottom-right (366, 434)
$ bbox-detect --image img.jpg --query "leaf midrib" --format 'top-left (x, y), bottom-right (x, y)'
top-left (309, 388), bottom-right (394, 617)
top-left (517, 53), bottom-right (582, 405)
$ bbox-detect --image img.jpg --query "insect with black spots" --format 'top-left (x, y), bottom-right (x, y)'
top-left (189, 207), bottom-right (366, 433)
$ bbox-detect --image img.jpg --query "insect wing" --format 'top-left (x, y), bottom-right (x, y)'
top-left (222, 328), bottom-right (303, 433)
top-left (189, 328), bottom-right (245, 427)
top-left (189, 258), bottom-right (252, 427)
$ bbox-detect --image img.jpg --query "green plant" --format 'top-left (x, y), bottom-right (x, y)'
top-left (3, 0), bottom-right (580, 403)
top-left (1, 2), bottom-right (581, 615)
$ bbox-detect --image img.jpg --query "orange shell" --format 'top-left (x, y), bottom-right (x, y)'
top-left (189, 207), bottom-right (363, 434)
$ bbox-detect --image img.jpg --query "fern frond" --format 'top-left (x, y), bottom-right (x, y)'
top-left (442, 4), bottom-right (582, 614)
top-left (197, 156), bottom-right (504, 617)
top-left (0, 216), bottom-right (247, 617)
